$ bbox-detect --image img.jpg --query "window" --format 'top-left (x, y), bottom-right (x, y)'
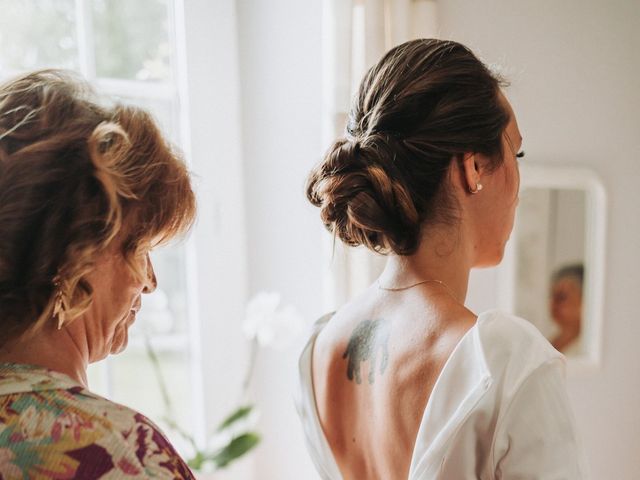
top-left (0, 0), bottom-right (203, 455)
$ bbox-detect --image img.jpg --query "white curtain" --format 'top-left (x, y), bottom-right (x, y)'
top-left (321, 0), bottom-right (440, 309)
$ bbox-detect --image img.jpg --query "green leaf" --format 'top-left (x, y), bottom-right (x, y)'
top-left (187, 451), bottom-right (206, 470)
top-left (217, 405), bottom-right (254, 431)
top-left (211, 432), bottom-right (261, 469)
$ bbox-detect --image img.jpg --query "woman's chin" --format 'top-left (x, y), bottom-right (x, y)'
top-left (474, 252), bottom-right (504, 269)
top-left (110, 311), bottom-right (138, 354)
top-left (109, 325), bottom-right (130, 355)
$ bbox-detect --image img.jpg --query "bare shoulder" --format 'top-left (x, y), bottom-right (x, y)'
top-left (312, 302), bottom-right (364, 379)
top-left (441, 301), bottom-right (478, 335)
top-left (313, 293), bottom-right (372, 353)
top-left (315, 290), bottom-right (478, 363)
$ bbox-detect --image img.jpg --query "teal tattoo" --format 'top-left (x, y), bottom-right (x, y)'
top-left (342, 319), bottom-right (390, 384)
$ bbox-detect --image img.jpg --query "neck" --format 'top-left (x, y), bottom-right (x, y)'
top-left (0, 321), bottom-right (89, 387)
top-left (551, 322), bottom-right (581, 351)
top-left (378, 224), bottom-right (474, 304)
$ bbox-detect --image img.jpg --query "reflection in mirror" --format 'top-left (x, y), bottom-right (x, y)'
top-left (502, 164), bottom-right (607, 369)
top-left (513, 188), bottom-right (586, 356)
top-left (549, 263), bottom-right (584, 354)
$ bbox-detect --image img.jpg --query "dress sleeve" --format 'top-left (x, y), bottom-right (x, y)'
top-left (492, 358), bottom-right (589, 480)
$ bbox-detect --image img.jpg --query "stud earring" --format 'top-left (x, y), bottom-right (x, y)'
top-left (469, 183), bottom-right (483, 194)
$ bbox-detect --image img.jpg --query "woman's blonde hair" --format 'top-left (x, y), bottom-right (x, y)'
top-left (0, 70), bottom-right (196, 343)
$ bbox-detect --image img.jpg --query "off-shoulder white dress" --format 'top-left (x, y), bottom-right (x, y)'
top-left (297, 309), bottom-right (589, 479)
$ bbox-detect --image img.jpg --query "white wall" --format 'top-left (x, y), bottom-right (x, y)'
top-left (180, 2), bottom-right (251, 477)
top-left (439, 1), bottom-right (640, 478)
top-left (235, 0), bottom-right (640, 478)
top-left (236, 0), bottom-right (325, 478)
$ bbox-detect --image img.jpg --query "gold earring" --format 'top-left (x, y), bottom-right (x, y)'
top-left (52, 276), bottom-right (66, 330)
top-left (469, 183), bottom-right (483, 194)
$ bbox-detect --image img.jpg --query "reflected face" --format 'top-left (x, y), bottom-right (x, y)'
top-left (550, 277), bottom-right (583, 329)
top-left (82, 241), bottom-right (157, 362)
top-left (473, 93), bottom-right (523, 266)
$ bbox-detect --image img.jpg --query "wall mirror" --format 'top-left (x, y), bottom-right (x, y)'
top-left (499, 164), bottom-right (607, 371)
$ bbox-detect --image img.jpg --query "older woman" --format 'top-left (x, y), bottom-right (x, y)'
top-left (0, 70), bottom-right (196, 478)
top-left (298, 39), bottom-right (589, 479)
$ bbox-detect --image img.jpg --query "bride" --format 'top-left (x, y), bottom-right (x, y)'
top-left (297, 39), bottom-right (588, 479)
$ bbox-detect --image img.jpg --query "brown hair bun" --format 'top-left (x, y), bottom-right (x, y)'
top-left (307, 135), bottom-right (420, 254)
top-left (307, 39), bottom-right (509, 255)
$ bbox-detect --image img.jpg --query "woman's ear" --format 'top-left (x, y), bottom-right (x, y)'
top-left (461, 153), bottom-right (483, 194)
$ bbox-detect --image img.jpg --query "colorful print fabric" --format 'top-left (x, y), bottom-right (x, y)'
top-left (0, 363), bottom-right (195, 479)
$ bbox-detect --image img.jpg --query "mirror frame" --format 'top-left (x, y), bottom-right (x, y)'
top-left (498, 163), bottom-right (607, 373)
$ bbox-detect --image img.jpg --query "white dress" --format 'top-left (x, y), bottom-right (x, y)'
top-left (296, 309), bottom-right (589, 479)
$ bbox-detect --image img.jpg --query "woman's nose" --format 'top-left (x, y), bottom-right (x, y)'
top-left (143, 253), bottom-right (157, 294)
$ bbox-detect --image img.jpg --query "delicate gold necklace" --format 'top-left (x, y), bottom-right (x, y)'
top-left (377, 278), bottom-right (458, 299)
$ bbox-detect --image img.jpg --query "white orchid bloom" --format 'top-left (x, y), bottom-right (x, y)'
top-left (242, 292), bottom-right (303, 349)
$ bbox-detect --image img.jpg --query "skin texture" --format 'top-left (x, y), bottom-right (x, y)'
top-left (0, 238), bottom-right (157, 387)
top-left (312, 93), bottom-right (523, 480)
top-left (550, 276), bottom-right (582, 351)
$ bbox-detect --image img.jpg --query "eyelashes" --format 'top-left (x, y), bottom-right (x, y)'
top-left (516, 150), bottom-right (525, 159)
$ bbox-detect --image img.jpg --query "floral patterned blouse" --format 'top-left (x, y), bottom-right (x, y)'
top-left (0, 363), bottom-right (195, 479)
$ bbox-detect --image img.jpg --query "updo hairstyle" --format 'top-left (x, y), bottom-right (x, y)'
top-left (0, 70), bottom-right (196, 343)
top-left (307, 39), bottom-right (510, 255)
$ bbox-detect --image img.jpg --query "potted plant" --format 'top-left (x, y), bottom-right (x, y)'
top-left (146, 292), bottom-right (303, 477)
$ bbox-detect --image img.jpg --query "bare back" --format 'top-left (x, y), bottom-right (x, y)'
top-left (311, 285), bottom-right (477, 480)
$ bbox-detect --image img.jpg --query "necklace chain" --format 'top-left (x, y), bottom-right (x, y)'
top-left (377, 278), bottom-right (457, 299)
